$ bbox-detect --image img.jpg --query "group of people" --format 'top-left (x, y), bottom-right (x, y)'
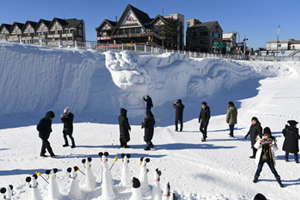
top-left (37, 107), bottom-right (75, 158)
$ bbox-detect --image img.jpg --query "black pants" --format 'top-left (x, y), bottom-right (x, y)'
top-left (175, 117), bottom-right (183, 131)
top-left (40, 138), bottom-right (55, 156)
top-left (120, 140), bottom-right (128, 147)
top-left (200, 123), bottom-right (208, 138)
top-left (63, 132), bottom-right (75, 146)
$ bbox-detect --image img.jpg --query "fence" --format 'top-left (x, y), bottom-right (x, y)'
top-left (1, 35), bottom-right (299, 61)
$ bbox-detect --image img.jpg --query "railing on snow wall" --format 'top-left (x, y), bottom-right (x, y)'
top-left (1, 35), bottom-right (300, 61)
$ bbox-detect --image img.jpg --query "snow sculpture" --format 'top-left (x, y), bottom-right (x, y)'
top-left (152, 168), bottom-right (162, 200)
top-left (45, 168), bottom-right (63, 200)
top-left (25, 174), bottom-right (43, 200)
top-left (82, 157), bottom-right (97, 191)
top-left (139, 157), bottom-right (151, 196)
top-left (120, 153), bottom-right (131, 187)
top-left (162, 182), bottom-right (170, 200)
top-left (67, 166), bottom-right (84, 200)
top-left (99, 152), bottom-right (116, 200)
top-left (0, 185), bottom-right (16, 200)
top-left (129, 177), bottom-right (143, 200)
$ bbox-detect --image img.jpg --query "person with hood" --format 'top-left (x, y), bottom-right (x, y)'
top-left (226, 101), bottom-right (238, 137)
top-left (198, 101), bottom-right (210, 142)
top-left (143, 95), bottom-right (153, 112)
top-left (282, 120), bottom-right (300, 163)
top-left (173, 99), bottom-right (185, 132)
top-left (37, 111), bottom-right (56, 158)
top-left (118, 108), bottom-right (131, 148)
top-left (60, 107), bottom-right (75, 148)
top-left (253, 127), bottom-right (283, 187)
top-left (245, 117), bottom-right (263, 158)
top-left (141, 111), bottom-right (156, 150)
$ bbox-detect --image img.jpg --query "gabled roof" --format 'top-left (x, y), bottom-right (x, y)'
top-left (190, 21), bottom-right (223, 32)
top-left (49, 17), bottom-right (68, 28)
top-left (150, 15), bottom-right (167, 26)
top-left (38, 19), bottom-right (51, 27)
top-left (96, 19), bottom-right (117, 31)
top-left (64, 18), bottom-right (84, 28)
top-left (22, 20), bottom-right (38, 31)
top-left (112, 4), bottom-right (151, 34)
top-left (0, 23), bottom-right (12, 32)
top-left (9, 22), bottom-right (24, 32)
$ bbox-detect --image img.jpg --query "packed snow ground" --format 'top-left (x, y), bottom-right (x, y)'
top-left (0, 42), bottom-right (300, 199)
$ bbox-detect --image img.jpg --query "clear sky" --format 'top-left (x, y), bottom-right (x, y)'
top-left (1, 0), bottom-right (300, 50)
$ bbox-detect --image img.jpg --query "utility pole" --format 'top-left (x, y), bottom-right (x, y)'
top-left (243, 34), bottom-right (248, 58)
top-left (277, 25), bottom-right (280, 57)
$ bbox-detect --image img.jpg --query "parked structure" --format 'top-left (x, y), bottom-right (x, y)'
top-left (186, 19), bottom-right (223, 53)
top-left (96, 4), bottom-right (184, 50)
top-left (0, 18), bottom-right (85, 45)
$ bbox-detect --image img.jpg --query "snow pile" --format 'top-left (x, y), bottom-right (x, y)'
top-left (1, 42), bottom-right (300, 199)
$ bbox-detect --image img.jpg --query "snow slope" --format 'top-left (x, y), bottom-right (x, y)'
top-left (0, 42), bottom-right (300, 199)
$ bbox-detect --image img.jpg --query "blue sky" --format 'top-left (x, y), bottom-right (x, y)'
top-left (1, 0), bottom-right (300, 50)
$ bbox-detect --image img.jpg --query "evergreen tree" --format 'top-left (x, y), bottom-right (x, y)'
top-left (163, 17), bottom-right (179, 49)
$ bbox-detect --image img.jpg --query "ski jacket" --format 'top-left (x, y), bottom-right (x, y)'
top-left (199, 106), bottom-right (211, 126)
top-left (254, 136), bottom-right (278, 165)
top-left (37, 111), bottom-right (55, 140)
top-left (141, 112), bottom-right (156, 142)
top-left (61, 112), bottom-right (74, 134)
top-left (226, 105), bottom-right (237, 125)
top-left (282, 125), bottom-right (300, 153)
top-left (173, 102), bottom-right (185, 119)
top-left (245, 123), bottom-right (262, 148)
top-left (118, 108), bottom-right (131, 142)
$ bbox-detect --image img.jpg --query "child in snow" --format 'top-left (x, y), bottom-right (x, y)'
top-left (253, 127), bottom-right (283, 187)
top-left (141, 111), bottom-right (155, 150)
top-left (245, 117), bottom-right (262, 158)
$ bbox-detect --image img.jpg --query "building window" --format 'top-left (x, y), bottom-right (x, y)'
top-left (200, 32), bottom-right (208, 36)
top-left (37, 32), bottom-right (41, 36)
top-left (68, 37), bottom-right (73, 40)
top-left (30, 33), bottom-right (34, 36)
top-left (43, 32), bottom-right (47, 35)
top-left (187, 22), bottom-right (190, 28)
top-left (215, 24), bottom-right (218, 30)
top-left (70, 29), bottom-right (74, 33)
top-left (214, 33), bottom-right (219, 38)
top-left (65, 30), bottom-right (69, 34)
top-left (50, 31), bottom-right (55, 35)
top-left (58, 30), bottom-right (62, 34)
top-left (190, 32), bottom-right (196, 37)
top-left (278, 44), bottom-right (281, 47)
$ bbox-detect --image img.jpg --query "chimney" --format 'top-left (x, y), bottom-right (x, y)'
top-left (115, 16), bottom-right (117, 22)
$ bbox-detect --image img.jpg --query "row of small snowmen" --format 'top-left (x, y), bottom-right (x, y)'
top-left (1, 152), bottom-right (177, 200)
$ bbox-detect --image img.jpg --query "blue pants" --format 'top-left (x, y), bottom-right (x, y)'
top-left (255, 160), bottom-right (279, 178)
top-left (229, 125), bottom-right (234, 136)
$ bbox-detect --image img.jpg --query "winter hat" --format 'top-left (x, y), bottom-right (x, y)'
top-left (253, 193), bottom-right (267, 200)
top-left (263, 127), bottom-right (271, 135)
top-left (64, 107), bottom-right (70, 115)
top-left (287, 120), bottom-right (298, 127)
top-left (202, 101), bottom-right (207, 106)
top-left (177, 99), bottom-right (182, 103)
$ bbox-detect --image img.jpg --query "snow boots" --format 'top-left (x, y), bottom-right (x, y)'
top-left (253, 175), bottom-right (259, 183)
top-left (276, 176), bottom-right (284, 188)
top-left (250, 149), bottom-right (257, 159)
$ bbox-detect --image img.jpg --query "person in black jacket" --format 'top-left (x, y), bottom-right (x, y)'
top-left (282, 120), bottom-right (300, 163)
top-left (37, 111), bottom-right (56, 158)
top-left (245, 117), bottom-right (263, 158)
top-left (173, 99), bottom-right (185, 131)
top-left (143, 95), bottom-right (153, 112)
top-left (198, 102), bottom-right (210, 141)
top-left (61, 107), bottom-right (75, 148)
top-left (141, 111), bottom-right (156, 150)
top-left (118, 108), bottom-right (131, 148)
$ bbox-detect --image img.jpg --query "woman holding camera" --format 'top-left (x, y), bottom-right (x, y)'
top-left (253, 127), bottom-right (283, 187)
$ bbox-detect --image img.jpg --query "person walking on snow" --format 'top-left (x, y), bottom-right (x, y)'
top-left (143, 95), bottom-right (153, 112)
top-left (173, 99), bottom-right (185, 132)
top-left (253, 127), bottom-right (283, 187)
top-left (198, 101), bottom-right (210, 142)
top-left (61, 107), bottom-right (75, 148)
top-left (245, 117), bottom-right (262, 158)
top-left (118, 108), bottom-right (131, 148)
top-left (37, 111), bottom-right (56, 158)
top-left (282, 120), bottom-right (300, 163)
top-left (226, 101), bottom-right (237, 137)
top-left (141, 111), bottom-right (156, 150)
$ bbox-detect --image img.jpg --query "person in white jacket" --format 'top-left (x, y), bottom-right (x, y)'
top-left (253, 127), bottom-right (283, 187)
